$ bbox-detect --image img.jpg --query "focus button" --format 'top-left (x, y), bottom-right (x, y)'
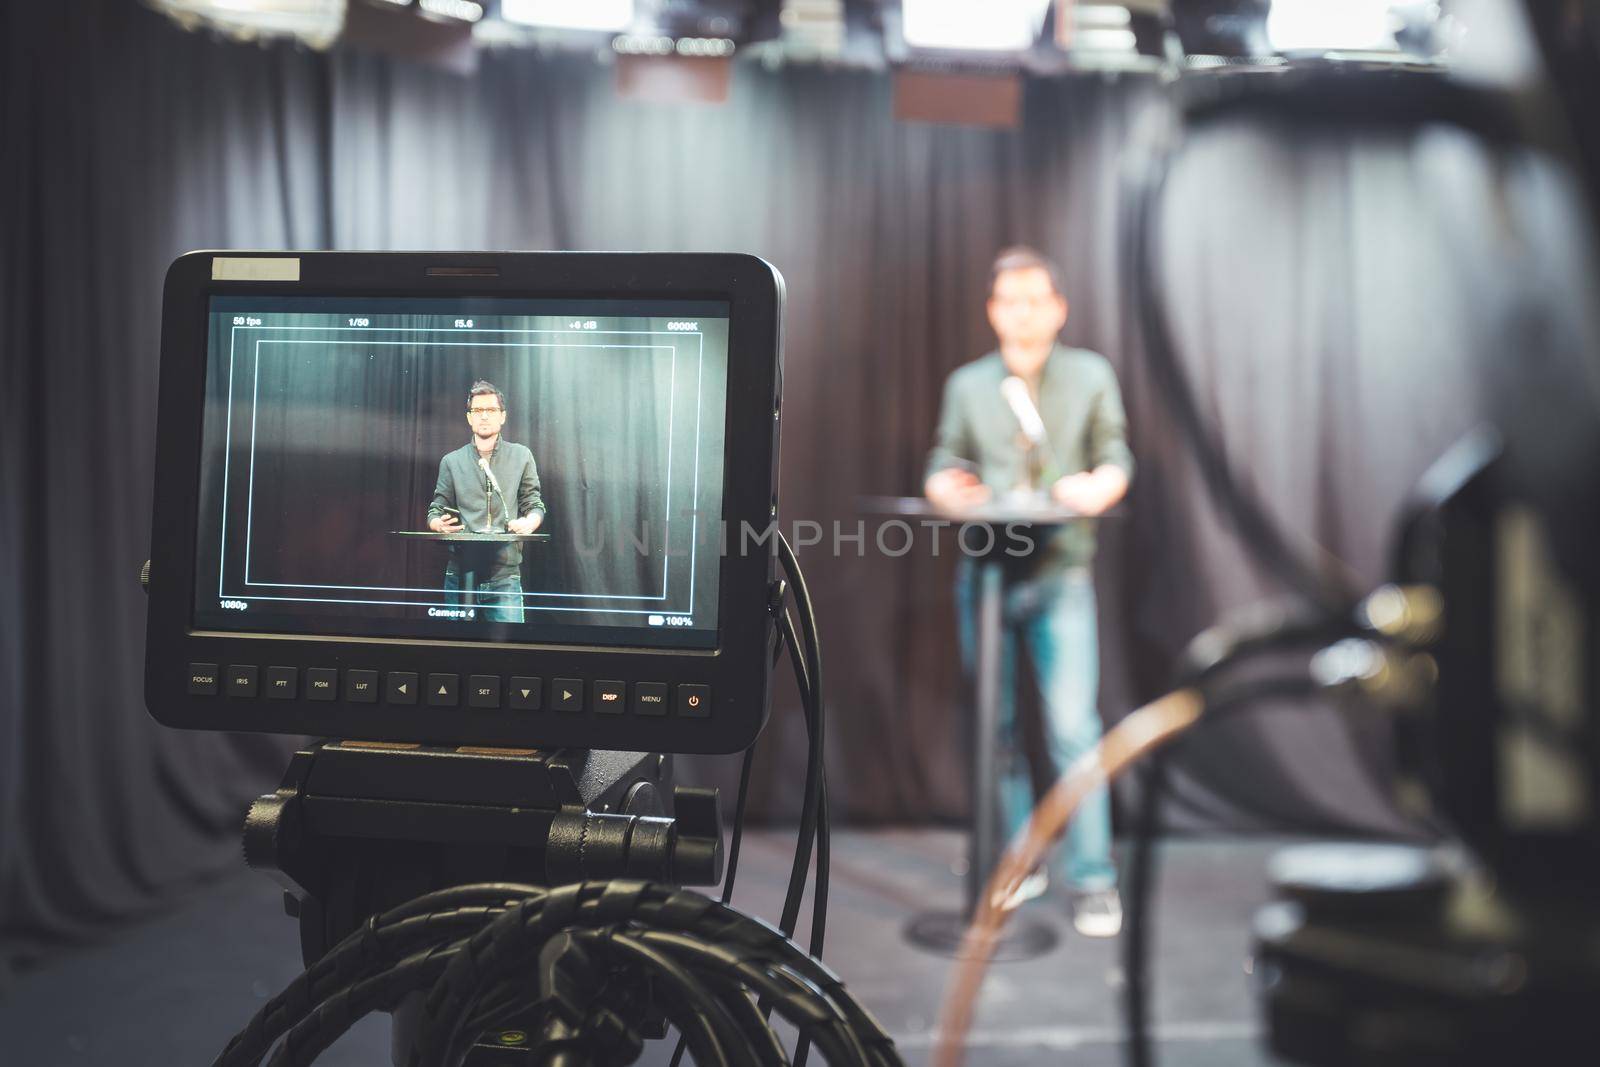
top-left (188, 663), bottom-right (219, 696)
top-left (677, 684), bottom-right (711, 719)
top-left (468, 675), bottom-right (501, 708)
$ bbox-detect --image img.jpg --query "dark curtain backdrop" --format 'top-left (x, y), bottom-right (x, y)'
top-left (5, 0), bottom-right (1598, 977)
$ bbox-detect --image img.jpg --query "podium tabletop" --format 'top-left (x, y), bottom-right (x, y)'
top-left (390, 531), bottom-right (552, 542)
top-left (858, 494), bottom-right (1119, 525)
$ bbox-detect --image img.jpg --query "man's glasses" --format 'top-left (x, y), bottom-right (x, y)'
top-left (468, 407), bottom-right (504, 416)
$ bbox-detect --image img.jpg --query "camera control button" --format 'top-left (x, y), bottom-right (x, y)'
top-left (225, 664), bottom-right (258, 698)
top-left (188, 663), bottom-right (219, 696)
top-left (387, 672), bottom-right (418, 704)
top-left (509, 677), bottom-right (542, 710)
top-left (677, 684), bottom-right (711, 718)
top-left (265, 666), bottom-right (298, 700)
top-left (346, 670), bottom-right (378, 703)
top-left (427, 674), bottom-right (459, 706)
top-left (634, 682), bottom-right (668, 716)
top-left (468, 675), bottom-right (501, 708)
top-left (306, 669), bottom-right (338, 701)
top-left (593, 680), bottom-right (626, 713)
top-left (552, 679), bottom-right (583, 712)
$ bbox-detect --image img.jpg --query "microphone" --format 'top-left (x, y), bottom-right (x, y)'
top-left (479, 456), bottom-right (512, 532)
top-left (1000, 376), bottom-right (1048, 446)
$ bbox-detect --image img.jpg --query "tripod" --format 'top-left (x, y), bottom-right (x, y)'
top-left (242, 740), bottom-right (725, 1065)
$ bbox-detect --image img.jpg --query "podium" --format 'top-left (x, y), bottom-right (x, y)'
top-left (390, 530), bottom-right (551, 596)
top-left (864, 495), bottom-right (1104, 960)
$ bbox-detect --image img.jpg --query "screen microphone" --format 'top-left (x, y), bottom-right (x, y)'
top-left (1000, 376), bottom-right (1048, 446)
top-left (479, 456), bottom-right (511, 529)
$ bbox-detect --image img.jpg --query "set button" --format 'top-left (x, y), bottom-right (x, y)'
top-left (468, 675), bottom-right (501, 708)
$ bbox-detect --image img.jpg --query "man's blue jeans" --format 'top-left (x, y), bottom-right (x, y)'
top-left (443, 567), bottom-right (526, 624)
top-left (956, 561), bottom-right (1115, 892)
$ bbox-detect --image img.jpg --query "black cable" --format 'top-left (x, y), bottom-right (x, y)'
top-left (1120, 676), bottom-right (1320, 1067)
top-left (667, 609), bottom-right (805, 1067)
top-left (775, 533), bottom-right (827, 948)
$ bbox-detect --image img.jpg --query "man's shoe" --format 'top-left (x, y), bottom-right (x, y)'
top-left (1001, 868), bottom-right (1049, 909)
top-left (1071, 888), bottom-right (1123, 938)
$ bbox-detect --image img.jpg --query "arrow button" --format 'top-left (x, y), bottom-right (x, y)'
top-left (427, 673), bottom-right (459, 707)
top-left (387, 672), bottom-right (418, 705)
top-left (509, 677), bottom-right (541, 710)
top-left (552, 678), bottom-right (583, 713)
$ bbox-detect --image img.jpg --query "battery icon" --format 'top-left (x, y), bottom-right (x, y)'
top-left (648, 614), bottom-right (665, 626)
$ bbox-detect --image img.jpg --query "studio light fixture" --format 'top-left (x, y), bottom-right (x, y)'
top-left (145, 0), bottom-right (347, 47)
top-left (500, 0), bottom-right (636, 33)
top-left (900, 0), bottom-right (1052, 53)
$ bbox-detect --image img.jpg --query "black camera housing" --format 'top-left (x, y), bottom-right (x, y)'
top-left (145, 251), bottom-right (783, 754)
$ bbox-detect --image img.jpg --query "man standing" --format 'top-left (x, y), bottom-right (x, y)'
top-left (925, 247), bottom-right (1133, 937)
top-left (427, 380), bottom-right (546, 624)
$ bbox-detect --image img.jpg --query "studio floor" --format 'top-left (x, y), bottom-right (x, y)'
top-left (0, 830), bottom-right (1291, 1066)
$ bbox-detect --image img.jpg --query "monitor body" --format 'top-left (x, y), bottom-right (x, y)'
top-left (146, 251), bottom-right (783, 754)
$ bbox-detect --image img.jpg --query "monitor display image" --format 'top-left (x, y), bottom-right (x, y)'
top-left (192, 295), bottom-right (731, 650)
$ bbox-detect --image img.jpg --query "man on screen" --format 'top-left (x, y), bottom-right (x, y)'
top-left (925, 246), bottom-right (1133, 937)
top-left (427, 380), bottom-right (545, 624)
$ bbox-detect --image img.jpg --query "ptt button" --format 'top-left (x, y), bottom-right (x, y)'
top-left (468, 675), bottom-right (501, 708)
top-left (306, 668), bottom-right (338, 701)
top-left (509, 677), bottom-right (542, 710)
top-left (633, 682), bottom-right (668, 716)
top-left (225, 664), bottom-right (258, 698)
top-left (265, 666), bottom-right (298, 700)
top-left (677, 684), bottom-right (710, 718)
top-left (428, 674), bottom-right (459, 706)
top-left (552, 679), bottom-right (583, 712)
top-left (387, 672), bottom-right (418, 704)
top-left (593, 680), bottom-right (626, 714)
top-left (346, 670), bottom-right (378, 703)
top-left (188, 663), bottom-right (219, 696)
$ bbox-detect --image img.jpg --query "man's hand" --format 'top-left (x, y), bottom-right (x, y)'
top-left (925, 467), bottom-right (992, 513)
top-left (429, 513), bottom-right (463, 533)
top-left (1050, 467), bottom-right (1128, 516)
top-left (507, 513), bottom-right (543, 535)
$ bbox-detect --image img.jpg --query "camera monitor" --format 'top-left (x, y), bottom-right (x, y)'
top-left (146, 252), bottom-right (783, 753)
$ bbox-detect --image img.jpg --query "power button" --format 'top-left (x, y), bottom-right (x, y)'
top-left (676, 684), bottom-right (711, 719)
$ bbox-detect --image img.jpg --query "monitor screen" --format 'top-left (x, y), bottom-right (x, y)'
top-left (192, 295), bottom-right (730, 651)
